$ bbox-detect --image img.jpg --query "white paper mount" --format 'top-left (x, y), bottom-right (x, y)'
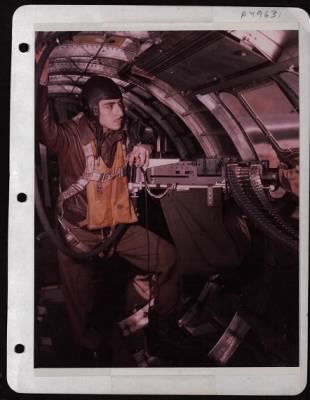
top-left (8, 5), bottom-right (309, 395)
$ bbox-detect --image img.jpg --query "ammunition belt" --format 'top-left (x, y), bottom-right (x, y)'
top-left (227, 163), bottom-right (298, 253)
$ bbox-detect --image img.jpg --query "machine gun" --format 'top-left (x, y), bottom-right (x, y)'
top-left (128, 157), bottom-right (277, 194)
top-left (127, 158), bottom-right (298, 253)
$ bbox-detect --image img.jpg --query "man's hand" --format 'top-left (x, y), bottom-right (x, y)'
top-left (127, 144), bottom-right (152, 168)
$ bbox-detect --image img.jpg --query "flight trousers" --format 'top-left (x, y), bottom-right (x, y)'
top-left (57, 223), bottom-right (178, 350)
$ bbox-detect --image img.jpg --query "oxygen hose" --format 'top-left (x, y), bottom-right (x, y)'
top-left (35, 32), bottom-right (128, 260)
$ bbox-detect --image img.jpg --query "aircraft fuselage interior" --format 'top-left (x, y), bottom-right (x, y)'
top-left (35, 30), bottom-right (300, 368)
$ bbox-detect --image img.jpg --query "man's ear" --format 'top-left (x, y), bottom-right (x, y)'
top-left (93, 105), bottom-right (99, 117)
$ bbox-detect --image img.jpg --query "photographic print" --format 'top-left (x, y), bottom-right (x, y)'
top-left (34, 28), bottom-right (300, 368)
top-left (8, 5), bottom-right (309, 395)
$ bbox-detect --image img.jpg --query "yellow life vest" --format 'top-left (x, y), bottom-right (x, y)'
top-left (84, 141), bottom-right (138, 230)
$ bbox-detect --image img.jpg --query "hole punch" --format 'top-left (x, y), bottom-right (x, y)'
top-left (17, 193), bottom-right (27, 202)
top-left (19, 43), bottom-right (29, 52)
top-left (14, 344), bottom-right (25, 354)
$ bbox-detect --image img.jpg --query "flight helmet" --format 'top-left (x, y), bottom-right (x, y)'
top-left (81, 76), bottom-right (122, 118)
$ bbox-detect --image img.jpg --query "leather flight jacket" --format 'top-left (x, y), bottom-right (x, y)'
top-left (38, 85), bottom-right (137, 229)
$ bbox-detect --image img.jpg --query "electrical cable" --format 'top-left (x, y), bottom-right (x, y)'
top-left (69, 36), bottom-right (107, 94)
top-left (136, 32), bottom-right (221, 77)
top-left (143, 178), bottom-right (152, 306)
top-left (140, 167), bottom-right (173, 199)
top-left (140, 165), bottom-right (170, 314)
top-left (145, 184), bottom-right (173, 199)
top-left (35, 179), bottom-right (128, 260)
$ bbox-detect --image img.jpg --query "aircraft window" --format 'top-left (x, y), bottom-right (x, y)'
top-left (219, 91), bottom-right (279, 167)
top-left (219, 80), bottom-right (299, 165)
top-left (239, 80), bottom-right (297, 115)
top-left (278, 72), bottom-right (299, 96)
top-left (238, 81), bottom-right (299, 151)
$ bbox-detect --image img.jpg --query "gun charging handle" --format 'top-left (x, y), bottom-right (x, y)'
top-left (127, 164), bottom-right (137, 190)
top-left (127, 164), bottom-right (140, 213)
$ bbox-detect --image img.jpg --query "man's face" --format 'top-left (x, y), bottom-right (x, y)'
top-left (98, 98), bottom-right (124, 131)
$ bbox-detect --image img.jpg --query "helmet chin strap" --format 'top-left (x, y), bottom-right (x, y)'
top-left (95, 124), bottom-right (104, 160)
top-left (92, 106), bottom-right (106, 160)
